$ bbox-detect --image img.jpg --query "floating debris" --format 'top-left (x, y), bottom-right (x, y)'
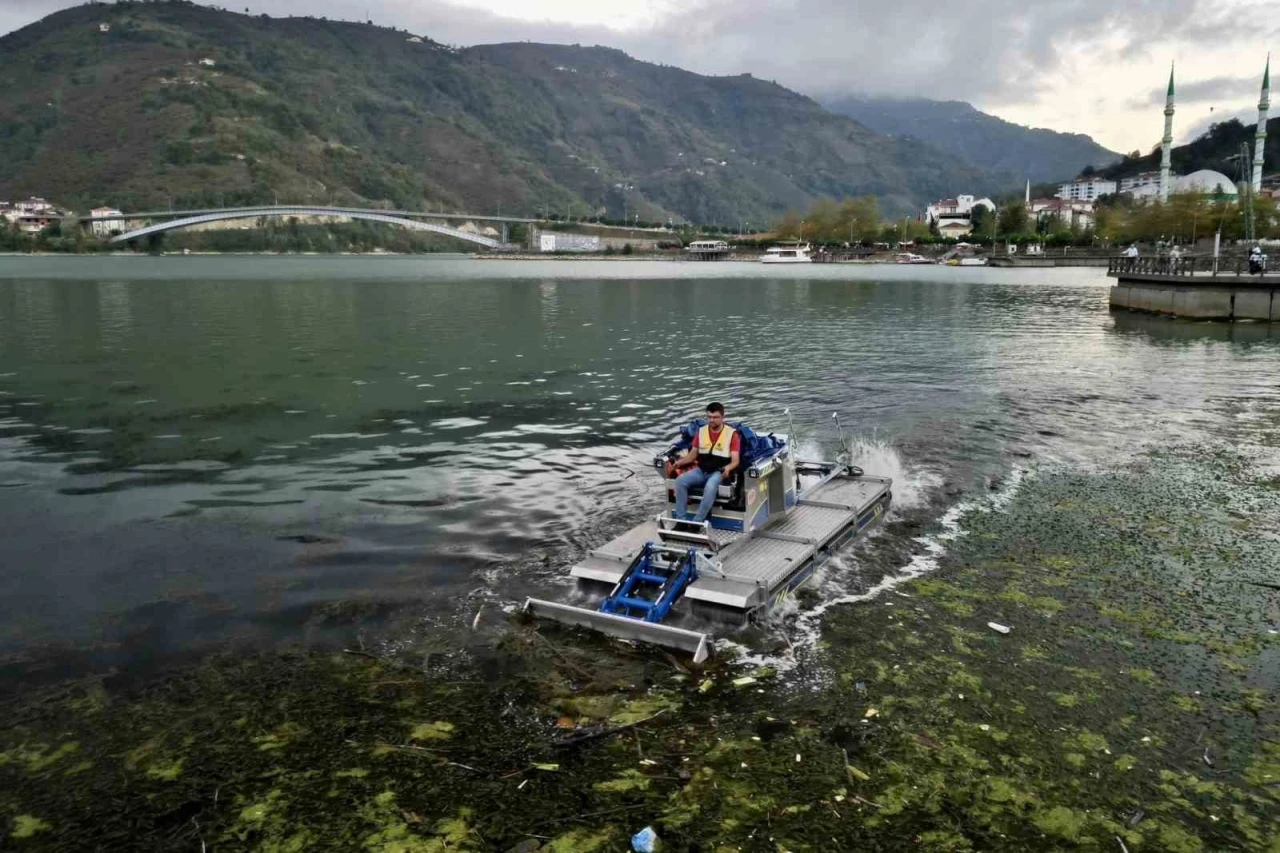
top-left (987, 622), bottom-right (1012, 634)
top-left (631, 826), bottom-right (658, 852)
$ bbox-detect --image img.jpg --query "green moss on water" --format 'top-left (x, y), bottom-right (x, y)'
top-left (542, 828), bottom-right (615, 852)
top-left (1032, 805), bottom-right (1088, 841)
top-left (408, 722), bottom-right (454, 742)
top-left (1128, 667), bottom-right (1158, 685)
top-left (144, 757), bottom-right (184, 781)
top-left (252, 721), bottom-right (308, 752)
top-left (11, 815), bottom-right (51, 839)
top-left (593, 768), bottom-right (652, 793)
top-left (4, 436), bottom-right (1280, 850)
top-left (0, 741), bottom-right (79, 773)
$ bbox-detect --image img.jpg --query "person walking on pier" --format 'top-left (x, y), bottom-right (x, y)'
top-left (1249, 246), bottom-right (1267, 275)
top-left (1124, 243), bottom-right (1139, 272)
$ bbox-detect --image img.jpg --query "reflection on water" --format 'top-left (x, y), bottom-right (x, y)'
top-left (1, 259), bottom-right (1278, 683)
top-left (1110, 308), bottom-right (1280, 344)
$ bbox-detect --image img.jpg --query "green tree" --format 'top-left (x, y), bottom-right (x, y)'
top-left (998, 202), bottom-right (1028, 235)
top-left (969, 204), bottom-right (993, 238)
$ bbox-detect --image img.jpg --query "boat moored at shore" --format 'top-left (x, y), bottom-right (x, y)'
top-left (760, 243), bottom-right (813, 263)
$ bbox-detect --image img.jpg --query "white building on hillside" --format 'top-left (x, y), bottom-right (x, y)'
top-left (1056, 177), bottom-right (1117, 201)
top-left (15, 197), bottom-right (55, 215)
top-left (1125, 169), bottom-right (1238, 201)
top-left (1119, 172), bottom-right (1161, 195)
top-left (1032, 198), bottom-right (1095, 231)
top-left (924, 194), bottom-right (995, 224)
top-left (924, 194), bottom-right (995, 238)
top-left (3, 198), bottom-right (60, 234)
top-left (89, 206), bottom-right (124, 238)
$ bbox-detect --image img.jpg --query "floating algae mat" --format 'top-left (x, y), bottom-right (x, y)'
top-left (3, 437), bottom-right (1280, 850)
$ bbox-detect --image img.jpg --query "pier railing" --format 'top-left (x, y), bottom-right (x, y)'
top-left (1108, 255), bottom-right (1267, 278)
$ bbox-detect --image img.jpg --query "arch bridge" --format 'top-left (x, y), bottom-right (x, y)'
top-left (84, 206), bottom-right (533, 249)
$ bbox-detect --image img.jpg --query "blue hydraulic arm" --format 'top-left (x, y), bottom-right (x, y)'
top-left (599, 543), bottom-right (699, 623)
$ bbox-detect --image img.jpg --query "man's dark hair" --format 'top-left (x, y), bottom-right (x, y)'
top-left (706, 401), bottom-right (725, 415)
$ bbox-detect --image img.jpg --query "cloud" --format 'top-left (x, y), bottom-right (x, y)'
top-left (2, 0), bottom-right (1257, 103)
top-left (2, 0), bottom-right (1276, 151)
top-left (0, 0), bottom-right (81, 37)
top-left (1128, 74), bottom-right (1260, 108)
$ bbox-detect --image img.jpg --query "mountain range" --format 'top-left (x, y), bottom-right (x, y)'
top-left (0, 1), bottom-right (1116, 224)
top-left (822, 96), bottom-right (1120, 188)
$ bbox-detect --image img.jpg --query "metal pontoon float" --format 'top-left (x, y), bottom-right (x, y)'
top-left (524, 416), bottom-right (893, 662)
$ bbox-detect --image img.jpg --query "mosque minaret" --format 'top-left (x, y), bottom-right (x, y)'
top-left (1159, 63), bottom-right (1175, 203)
top-left (1252, 55), bottom-right (1270, 195)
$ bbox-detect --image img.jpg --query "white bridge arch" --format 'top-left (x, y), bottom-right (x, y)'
top-left (109, 206), bottom-right (508, 248)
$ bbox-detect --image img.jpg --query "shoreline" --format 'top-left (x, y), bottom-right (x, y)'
top-left (0, 251), bottom-right (1115, 267)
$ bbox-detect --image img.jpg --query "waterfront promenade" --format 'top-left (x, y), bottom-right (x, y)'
top-left (1108, 256), bottom-right (1280, 321)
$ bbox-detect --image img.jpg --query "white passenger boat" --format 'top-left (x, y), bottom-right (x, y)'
top-left (525, 414), bottom-right (892, 661)
top-left (895, 252), bottom-right (933, 265)
top-left (760, 243), bottom-right (813, 264)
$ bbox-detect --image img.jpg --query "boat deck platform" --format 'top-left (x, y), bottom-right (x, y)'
top-left (570, 473), bottom-right (892, 613)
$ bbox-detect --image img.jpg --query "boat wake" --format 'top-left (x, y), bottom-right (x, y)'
top-left (717, 443), bottom-right (1027, 672)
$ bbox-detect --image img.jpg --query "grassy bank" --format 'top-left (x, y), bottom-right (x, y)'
top-left (3, 436), bottom-right (1279, 850)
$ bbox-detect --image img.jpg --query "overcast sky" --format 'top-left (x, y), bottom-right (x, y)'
top-left (2, 0), bottom-right (1276, 154)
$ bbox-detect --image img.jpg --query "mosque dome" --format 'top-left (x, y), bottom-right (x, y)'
top-left (1173, 170), bottom-right (1237, 195)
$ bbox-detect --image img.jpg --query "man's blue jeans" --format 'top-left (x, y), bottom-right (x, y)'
top-left (673, 467), bottom-right (723, 523)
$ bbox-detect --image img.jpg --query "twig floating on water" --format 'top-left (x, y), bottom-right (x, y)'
top-left (554, 709), bottom-right (670, 748)
top-left (1241, 581), bottom-right (1280, 591)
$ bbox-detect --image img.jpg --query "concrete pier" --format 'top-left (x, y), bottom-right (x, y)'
top-left (1107, 257), bottom-right (1280, 322)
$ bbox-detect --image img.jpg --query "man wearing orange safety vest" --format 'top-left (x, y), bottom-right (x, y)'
top-left (670, 401), bottom-right (741, 523)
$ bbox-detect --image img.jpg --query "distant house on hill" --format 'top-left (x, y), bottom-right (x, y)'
top-left (1118, 172), bottom-right (1160, 195)
top-left (1123, 170), bottom-right (1237, 201)
top-left (924, 194), bottom-right (995, 223)
top-left (936, 219), bottom-right (974, 238)
top-left (1056, 177), bottom-right (1116, 201)
top-left (15, 197), bottom-right (55, 215)
top-left (2, 197), bottom-right (62, 235)
top-left (1032, 198), bottom-right (1095, 230)
top-left (89, 206), bottom-right (124, 238)
top-left (924, 194), bottom-right (995, 238)
top-left (98, 23), bottom-right (110, 33)
top-left (406, 36), bottom-right (424, 44)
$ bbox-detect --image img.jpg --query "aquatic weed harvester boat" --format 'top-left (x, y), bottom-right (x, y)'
top-left (524, 412), bottom-right (892, 662)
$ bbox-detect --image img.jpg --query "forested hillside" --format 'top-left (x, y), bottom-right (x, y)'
top-left (0, 1), bottom-right (1001, 222)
